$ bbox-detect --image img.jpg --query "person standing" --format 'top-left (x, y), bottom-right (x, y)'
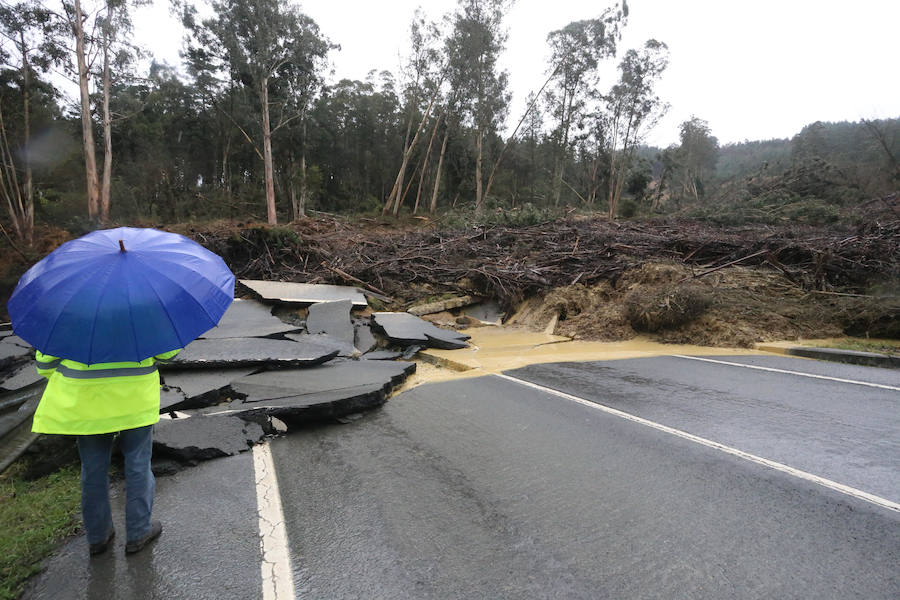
top-left (33, 348), bottom-right (180, 556)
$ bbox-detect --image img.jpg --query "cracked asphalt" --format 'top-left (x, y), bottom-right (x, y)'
top-left (23, 354), bottom-right (900, 599)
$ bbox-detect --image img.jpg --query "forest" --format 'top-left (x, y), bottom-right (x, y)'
top-left (0, 0), bottom-right (896, 250)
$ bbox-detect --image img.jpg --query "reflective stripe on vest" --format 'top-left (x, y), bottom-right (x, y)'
top-left (36, 356), bottom-right (62, 369)
top-left (55, 364), bottom-right (159, 379)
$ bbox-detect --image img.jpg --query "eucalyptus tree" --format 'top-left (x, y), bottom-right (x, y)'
top-left (383, 9), bottom-right (443, 215)
top-left (545, 3), bottom-right (626, 206)
top-left (59, 0), bottom-right (143, 222)
top-left (182, 0), bottom-right (332, 225)
top-left (676, 116), bottom-right (718, 203)
top-left (604, 39), bottom-right (669, 218)
top-left (0, 0), bottom-right (64, 243)
top-left (95, 0), bottom-right (145, 222)
top-left (445, 0), bottom-right (510, 214)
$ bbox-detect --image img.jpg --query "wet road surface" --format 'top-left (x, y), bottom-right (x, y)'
top-left (274, 357), bottom-right (899, 599)
top-left (24, 354), bottom-right (899, 599)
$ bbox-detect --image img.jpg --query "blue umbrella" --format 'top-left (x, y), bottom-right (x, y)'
top-left (8, 227), bottom-right (235, 364)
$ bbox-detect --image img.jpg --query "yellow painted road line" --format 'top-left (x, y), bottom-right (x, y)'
top-left (498, 373), bottom-right (900, 514)
top-left (672, 355), bottom-right (900, 391)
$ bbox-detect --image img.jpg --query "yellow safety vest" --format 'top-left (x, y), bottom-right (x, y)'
top-left (32, 349), bottom-right (181, 435)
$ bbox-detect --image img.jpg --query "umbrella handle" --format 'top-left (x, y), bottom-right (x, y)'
top-left (119, 240), bottom-right (126, 252)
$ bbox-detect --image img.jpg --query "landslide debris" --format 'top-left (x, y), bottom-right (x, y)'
top-left (3, 215), bottom-right (898, 347)
top-left (191, 215), bottom-right (898, 347)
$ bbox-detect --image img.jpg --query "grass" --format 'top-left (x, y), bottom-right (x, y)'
top-left (813, 338), bottom-right (900, 357)
top-left (0, 461), bottom-right (81, 600)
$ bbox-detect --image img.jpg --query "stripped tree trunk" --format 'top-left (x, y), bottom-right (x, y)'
top-left (288, 154), bottom-right (299, 220)
top-left (298, 116), bottom-right (308, 218)
top-left (100, 23), bottom-right (112, 223)
top-left (73, 0), bottom-right (100, 220)
top-left (430, 128), bottom-right (449, 214)
top-left (20, 31), bottom-right (33, 245)
top-left (384, 81), bottom-right (442, 215)
top-left (474, 129), bottom-right (484, 215)
top-left (413, 114), bottom-right (441, 214)
top-left (387, 114), bottom-right (414, 215)
top-left (260, 76), bottom-right (277, 225)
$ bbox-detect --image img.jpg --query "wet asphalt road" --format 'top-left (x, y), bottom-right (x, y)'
top-left (24, 354), bottom-right (900, 599)
top-left (275, 356), bottom-right (899, 599)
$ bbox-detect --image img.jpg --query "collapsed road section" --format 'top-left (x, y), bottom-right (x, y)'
top-left (0, 281), bottom-right (495, 475)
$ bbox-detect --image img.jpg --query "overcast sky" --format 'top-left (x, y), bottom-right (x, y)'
top-left (135, 0), bottom-right (900, 148)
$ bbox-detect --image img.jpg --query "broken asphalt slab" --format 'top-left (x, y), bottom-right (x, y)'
top-left (240, 279), bottom-right (367, 307)
top-left (153, 415), bottom-right (265, 462)
top-left (199, 298), bottom-right (300, 339)
top-left (169, 337), bottom-right (339, 369)
top-left (160, 386), bottom-right (188, 412)
top-left (0, 361), bottom-right (43, 392)
top-left (371, 312), bottom-right (470, 350)
top-left (161, 367), bottom-right (258, 403)
top-left (0, 335), bottom-right (32, 370)
top-left (218, 359), bottom-right (416, 424)
top-left (363, 350), bottom-right (403, 361)
top-left (285, 332), bottom-right (357, 358)
top-left (353, 322), bottom-right (378, 354)
top-left (305, 299), bottom-right (355, 346)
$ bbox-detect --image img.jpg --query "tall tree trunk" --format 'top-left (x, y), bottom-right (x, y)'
top-left (20, 32), bottom-right (33, 245)
top-left (260, 77), bottom-right (276, 225)
top-left (383, 81), bottom-right (442, 215)
top-left (475, 129), bottom-right (484, 215)
top-left (551, 84), bottom-right (569, 207)
top-left (607, 151), bottom-right (618, 218)
top-left (396, 162), bottom-right (419, 213)
top-left (387, 114), bottom-right (415, 215)
top-left (73, 0), bottom-right (100, 220)
top-left (100, 24), bottom-right (112, 223)
top-left (412, 114), bottom-right (441, 215)
top-left (299, 117), bottom-right (308, 218)
top-left (288, 154), bottom-right (298, 220)
top-left (430, 129), bottom-right (448, 214)
top-left (221, 131), bottom-right (231, 190)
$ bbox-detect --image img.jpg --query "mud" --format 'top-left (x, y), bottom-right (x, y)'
top-left (405, 327), bottom-right (768, 391)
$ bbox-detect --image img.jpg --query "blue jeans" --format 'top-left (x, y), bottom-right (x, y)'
top-left (77, 425), bottom-right (155, 544)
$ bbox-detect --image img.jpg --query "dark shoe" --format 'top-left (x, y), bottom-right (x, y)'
top-left (89, 528), bottom-right (115, 556)
top-left (125, 520), bottom-right (162, 555)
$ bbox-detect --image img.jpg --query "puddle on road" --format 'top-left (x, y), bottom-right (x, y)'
top-left (400, 326), bottom-right (765, 391)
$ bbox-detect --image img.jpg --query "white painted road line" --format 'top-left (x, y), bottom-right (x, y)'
top-left (253, 443), bottom-right (296, 600)
top-left (497, 373), bottom-right (900, 514)
top-left (672, 355), bottom-right (900, 391)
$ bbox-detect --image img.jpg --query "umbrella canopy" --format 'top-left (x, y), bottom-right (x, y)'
top-left (8, 227), bottom-right (235, 364)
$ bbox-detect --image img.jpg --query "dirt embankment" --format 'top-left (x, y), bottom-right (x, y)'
top-left (3, 215), bottom-right (898, 347)
top-left (510, 262), bottom-right (898, 347)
